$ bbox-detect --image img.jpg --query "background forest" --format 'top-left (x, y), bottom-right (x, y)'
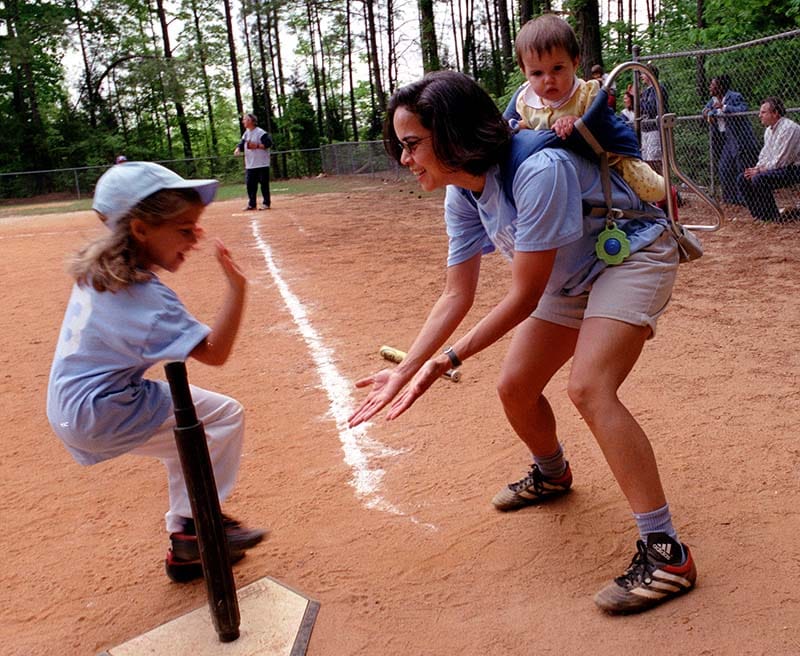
top-left (1, 0), bottom-right (799, 187)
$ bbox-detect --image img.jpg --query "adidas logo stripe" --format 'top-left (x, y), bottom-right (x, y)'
top-left (651, 542), bottom-right (673, 561)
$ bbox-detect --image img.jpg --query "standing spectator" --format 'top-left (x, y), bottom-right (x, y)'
top-left (701, 77), bottom-right (727, 192)
top-left (702, 75), bottom-right (759, 205)
top-left (234, 113), bottom-right (273, 211)
top-left (591, 64), bottom-right (616, 109)
top-left (738, 97), bottom-right (800, 221)
top-left (620, 91), bottom-right (635, 126)
top-left (639, 66), bottom-right (669, 175)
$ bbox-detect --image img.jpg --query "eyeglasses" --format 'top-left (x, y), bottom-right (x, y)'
top-left (397, 136), bottom-right (431, 155)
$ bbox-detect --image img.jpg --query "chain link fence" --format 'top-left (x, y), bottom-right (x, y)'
top-left (3, 29), bottom-right (798, 221)
top-left (626, 29), bottom-right (800, 223)
top-left (0, 142), bottom-right (402, 203)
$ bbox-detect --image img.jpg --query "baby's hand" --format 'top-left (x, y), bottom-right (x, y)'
top-left (553, 115), bottom-right (578, 139)
top-left (214, 239), bottom-right (247, 293)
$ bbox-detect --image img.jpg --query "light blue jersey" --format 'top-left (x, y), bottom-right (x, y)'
top-left (47, 275), bottom-right (210, 465)
top-left (444, 149), bottom-right (668, 296)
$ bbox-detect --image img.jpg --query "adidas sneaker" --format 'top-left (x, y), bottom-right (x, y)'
top-left (491, 462), bottom-right (572, 511)
top-left (594, 532), bottom-right (697, 614)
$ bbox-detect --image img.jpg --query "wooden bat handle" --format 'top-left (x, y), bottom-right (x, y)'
top-left (378, 345), bottom-right (462, 382)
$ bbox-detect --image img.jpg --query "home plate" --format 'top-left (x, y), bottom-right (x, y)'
top-left (100, 577), bottom-right (319, 655)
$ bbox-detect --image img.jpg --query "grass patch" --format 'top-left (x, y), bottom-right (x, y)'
top-left (0, 174), bottom-right (409, 218)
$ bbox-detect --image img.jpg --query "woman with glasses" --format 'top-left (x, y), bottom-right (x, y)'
top-left (349, 70), bottom-right (696, 615)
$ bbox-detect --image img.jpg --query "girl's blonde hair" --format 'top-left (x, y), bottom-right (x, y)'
top-left (70, 188), bottom-right (202, 292)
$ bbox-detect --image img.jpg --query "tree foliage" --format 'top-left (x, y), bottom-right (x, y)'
top-left (0, 0), bottom-right (798, 190)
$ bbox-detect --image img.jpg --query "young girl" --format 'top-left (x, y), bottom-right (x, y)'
top-left (47, 161), bottom-right (265, 583)
top-left (513, 15), bottom-right (668, 206)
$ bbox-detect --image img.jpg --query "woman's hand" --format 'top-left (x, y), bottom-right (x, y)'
top-left (348, 368), bottom-right (409, 427)
top-left (385, 358), bottom-right (449, 420)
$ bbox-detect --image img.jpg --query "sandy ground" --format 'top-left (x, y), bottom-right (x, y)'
top-left (2, 177), bottom-right (799, 655)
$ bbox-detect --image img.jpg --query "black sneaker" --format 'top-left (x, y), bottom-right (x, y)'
top-left (491, 462), bottom-right (572, 511)
top-left (164, 548), bottom-right (245, 584)
top-left (594, 532), bottom-right (697, 614)
top-left (170, 514), bottom-right (267, 562)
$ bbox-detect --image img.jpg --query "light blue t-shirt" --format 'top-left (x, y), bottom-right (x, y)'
top-left (444, 149), bottom-right (668, 296)
top-left (47, 275), bottom-right (211, 465)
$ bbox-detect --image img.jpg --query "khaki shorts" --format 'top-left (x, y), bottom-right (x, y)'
top-left (533, 229), bottom-right (679, 338)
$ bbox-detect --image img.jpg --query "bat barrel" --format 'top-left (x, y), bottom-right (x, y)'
top-left (164, 361), bottom-right (241, 643)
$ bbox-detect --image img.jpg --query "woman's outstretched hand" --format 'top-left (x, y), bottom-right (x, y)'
top-left (348, 358), bottom-right (450, 427)
top-left (385, 358), bottom-right (448, 420)
top-left (348, 368), bottom-right (409, 427)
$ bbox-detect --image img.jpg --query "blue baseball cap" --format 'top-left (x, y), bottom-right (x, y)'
top-left (92, 161), bottom-right (218, 229)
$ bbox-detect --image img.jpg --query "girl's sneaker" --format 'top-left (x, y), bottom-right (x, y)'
top-left (491, 463), bottom-right (572, 511)
top-left (594, 532), bottom-right (696, 614)
top-left (164, 548), bottom-right (245, 583)
top-left (169, 514), bottom-right (267, 562)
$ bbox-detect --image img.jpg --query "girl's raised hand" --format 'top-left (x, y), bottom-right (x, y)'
top-left (214, 239), bottom-right (247, 293)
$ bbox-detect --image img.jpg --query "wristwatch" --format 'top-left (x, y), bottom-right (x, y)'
top-left (443, 346), bottom-right (462, 368)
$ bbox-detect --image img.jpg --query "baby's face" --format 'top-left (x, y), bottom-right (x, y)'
top-left (520, 47), bottom-right (578, 105)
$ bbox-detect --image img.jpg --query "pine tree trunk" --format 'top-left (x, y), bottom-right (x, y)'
top-left (222, 0), bottom-right (245, 133)
top-left (145, 1), bottom-right (173, 157)
top-left (255, 1), bottom-right (273, 132)
top-left (155, 0), bottom-right (194, 169)
top-left (364, 0), bottom-right (386, 113)
top-left (346, 0), bottom-right (359, 139)
top-left (418, 0), bottom-right (440, 73)
top-left (574, 0), bottom-right (602, 79)
top-left (695, 0), bottom-right (706, 99)
top-left (73, 0), bottom-right (97, 129)
top-left (242, 3), bottom-right (258, 112)
top-left (448, 0), bottom-right (462, 72)
top-left (190, 0), bottom-right (219, 161)
top-left (496, 0), bottom-right (514, 75)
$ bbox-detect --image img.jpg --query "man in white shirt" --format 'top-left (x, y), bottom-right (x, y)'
top-left (738, 96), bottom-right (800, 221)
top-left (234, 113), bottom-right (273, 211)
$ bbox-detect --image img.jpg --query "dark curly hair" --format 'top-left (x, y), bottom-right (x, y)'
top-left (383, 71), bottom-right (512, 177)
top-left (763, 96), bottom-right (785, 117)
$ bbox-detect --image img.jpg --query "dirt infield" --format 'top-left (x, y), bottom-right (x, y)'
top-left (2, 178), bottom-right (799, 655)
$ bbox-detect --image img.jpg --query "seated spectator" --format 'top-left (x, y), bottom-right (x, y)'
top-left (738, 96), bottom-right (800, 221)
top-left (702, 75), bottom-right (759, 205)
